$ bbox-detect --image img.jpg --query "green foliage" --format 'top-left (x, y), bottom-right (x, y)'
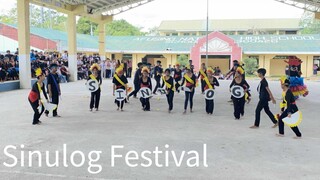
top-left (0, 5), bottom-right (67, 31)
top-left (299, 11), bottom-right (320, 34)
top-left (177, 54), bottom-right (189, 66)
top-left (77, 17), bottom-right (98, 35)
top-left (243, 58), bottom-right (258, 75)
top-left (104, 19), bottom-right (145, 36)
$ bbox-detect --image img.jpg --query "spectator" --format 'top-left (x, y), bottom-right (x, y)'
top-left (314, 64), bottom-right (319, 75)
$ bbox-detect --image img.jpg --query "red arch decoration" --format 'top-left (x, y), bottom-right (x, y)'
top-left (190, 31), bottom-right (242, 71)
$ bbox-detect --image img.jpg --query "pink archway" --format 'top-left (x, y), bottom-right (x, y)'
top-left (190, 31), bottom-right (242, 71)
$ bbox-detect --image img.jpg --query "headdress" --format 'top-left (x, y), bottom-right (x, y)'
top-left (141, 66), bottom-right (150, 73)
top-left (35, 68), bottom-right (43, 77)
top-left (90, 63), bottom-right (101, 71)
top-left (207, 67), bottom-right (214, 74)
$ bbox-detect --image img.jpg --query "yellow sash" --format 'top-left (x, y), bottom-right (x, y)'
top-left (90, 74), bottom-right (101, 89)
top-left (204, 77), bottom-right (213, 89)
top-left (114, 74), bottom-right (126, 87)
top-left (162, 76), bottom-right (173, 90)
top-left (280, 92), bottom-right (287, 109)
top-left (184, 74), bottom-right (194, 85)
top-left (199, 69), bottom-right (206, 79)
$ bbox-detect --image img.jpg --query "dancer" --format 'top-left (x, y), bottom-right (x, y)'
top-left (153, 60), bottom-right (163, 94)
top-left (173, 63), bottom-right (182, 92)
top-left (198, 63), bottom-right (207, 94)
top-left (181, 66), bottom-right (196, 114)
top-left (229, 70), bottom-right (249, 119)
top-left (28, 68), bottom-right (49, 125)
top-left (161, 68), bottom-right (175, 113)
top-left (88, 63), bottom-right (102, 111)
top-left (45, 63), bottom-right (61, 117)
top-left (140, 67), bottom-right (152, 111)
top-left (128, 62), bottom-right (143, 100)
top-left (284, 56), bottom-right (309, 99)
top-left (204, 67), bottom-right (219, 115)
top-left (276, 77), bottom-right (302, 138)
top-left (113, 65), bottom-right (128, 111)
top-left (250, 68), bottom-right (278, 128)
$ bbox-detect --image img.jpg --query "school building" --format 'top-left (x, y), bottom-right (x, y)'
top-left (1, 21), bottom-right (320, 77)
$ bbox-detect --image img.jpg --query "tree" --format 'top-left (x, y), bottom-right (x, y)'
top-left (146, 26), bottom-right (160, 36)
top-left (299, 11), bottom-right (320, 34)
top-left (0, 4), bottom-right (67, 31)
top-left (177, 54), bottom-right (189, 66)
top-left (77, 17), bottom-right (98, 35)
top-left (243, 58), bottom-right (258, 75)
top-left (104, 19), bottom-right (145, 36)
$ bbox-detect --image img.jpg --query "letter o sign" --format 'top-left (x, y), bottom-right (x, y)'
top-left (204, 89), bottom-right (215, 100)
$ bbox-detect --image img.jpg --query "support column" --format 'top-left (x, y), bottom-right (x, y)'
top-left (17, 0), bottom-right (31, 89)
top-left (315, 12), bottom-right (320, 20)
top-left (67, 13), bottom-right (77, 82)
top-left (98, 22), bottom-right (106, 61)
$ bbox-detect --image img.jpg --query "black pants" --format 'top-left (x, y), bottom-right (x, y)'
top-left (233, 97), bottom-right (245, 119)
top-left (127, 68), bottom-right (132, 78)
top-left (278, 109), bottom-right (302, 137)
top-left (153, 78), bottom-right (161, 93)
top-left (29, 99), bottom-right (44, 124)
top-left (129, 82), bottom-right (140, 98)
top-left (45, 94), bottom-right (59, 116)
top-left (184, 91), bottom-right (195, 110)
top-left (174, 80), bottom-right (181, 92)
top-left (254, 99), bottom-right (277, 126)
top-left (166, 91), bottom-right (174, 111)
top-left (106, 69), bottom-right (111, 78)
top-left (205, 99), bottom-right (214, 114)
top-left (140, 97), bottom-right (150, 111)
top-left (90, 89), bottom-right (101, 109)
top-left (116, 100), bottom-right (124, 109)
top-left (201, 79), bottom-right (205, 93)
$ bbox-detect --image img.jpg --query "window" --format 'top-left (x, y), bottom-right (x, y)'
top-left (192, 33), bottom-right (197, 36)
top-left (172, 33), bottom-right (178, 36)
top-left (166, 33), bottom-right (170, 36)
top-left (285, 31), bottom-right (297, 35)
top-left (314, 56), bottom-right (320, 71)
top-left (123, 54), bottom-right (132, 60)
top-left (183, 33), bottom-right (190, 36)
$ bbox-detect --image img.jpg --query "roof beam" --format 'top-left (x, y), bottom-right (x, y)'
top-left (30, 0), bottom-right (87, 14)
top-left (93, 0), bottom-right (154, 15)
top-left (274, 0), bottom-right (320, 12)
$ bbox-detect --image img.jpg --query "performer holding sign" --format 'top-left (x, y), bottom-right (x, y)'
top-left (275, 77), bottom-right (302, 138)
top-left (161, 69), bottom-right (175, 113)
top-left (139, 67), bottom-right (152, 111)
top-left (28, 68), bottom-right (49, 125)
top-left (88, 64), bottom-right (102, 111)
top-left (229, 70), bottom-right (250, 120)
top-left (113, 65), bottom-right (128, 111)
top-left (181, 66), bottom-right (196, 114)
top-left (204, 68), bottom-right (219, 115)
top-left (198, 63), bottom-right (207, 94)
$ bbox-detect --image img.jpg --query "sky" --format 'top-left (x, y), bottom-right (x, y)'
top-left (0, 0), bottom-right (304, 31)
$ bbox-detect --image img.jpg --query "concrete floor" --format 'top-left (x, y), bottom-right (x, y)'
top-left (0, 78), bottom-right (320, 180)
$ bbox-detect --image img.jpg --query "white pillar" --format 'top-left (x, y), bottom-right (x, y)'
top-left (17, 0), bottom-right (31, 89)
top-left (67, 13), bottom-right (77, 82)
